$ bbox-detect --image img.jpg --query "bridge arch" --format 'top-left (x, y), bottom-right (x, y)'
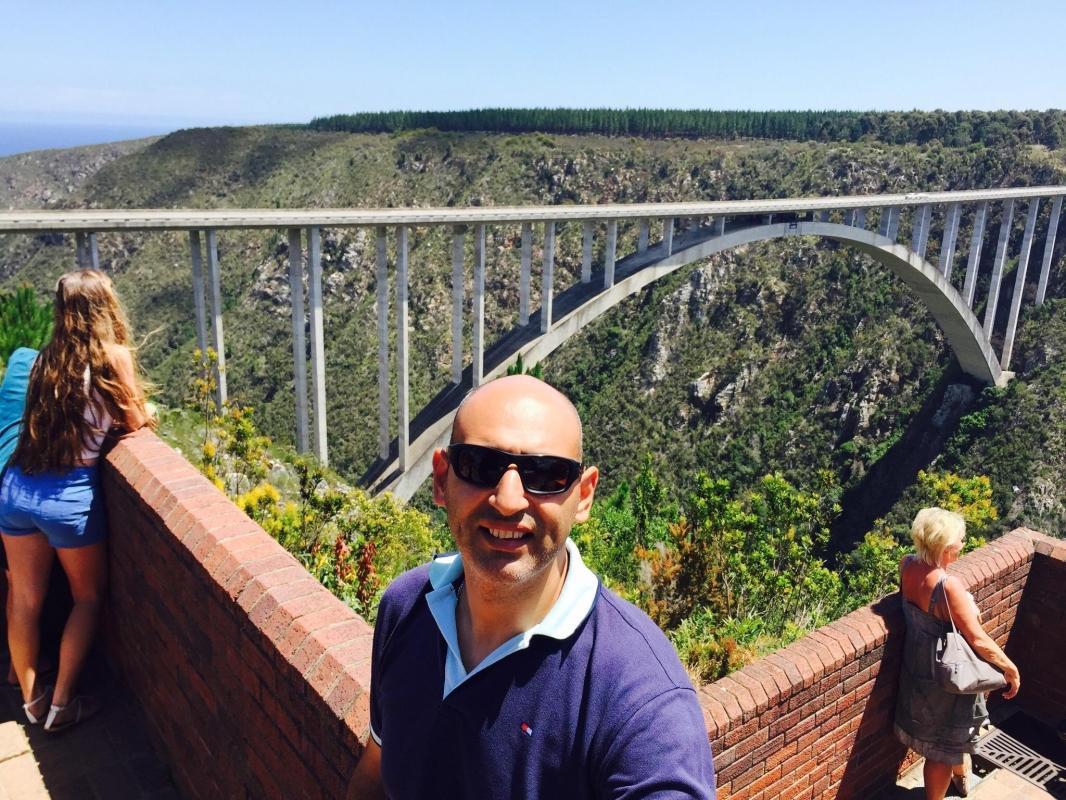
top-left (368, 219), bottom-right (1004, 499)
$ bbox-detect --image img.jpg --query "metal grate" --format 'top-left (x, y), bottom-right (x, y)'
top-left (976, 727), bottom-right (1065, 791)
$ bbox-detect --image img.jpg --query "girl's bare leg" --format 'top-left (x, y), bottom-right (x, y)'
top-left (52, 542), bottom-right (107, 707)
top-left (2, 533), bottom-right (55, 706)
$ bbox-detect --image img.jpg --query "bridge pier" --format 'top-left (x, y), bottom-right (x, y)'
top-left (1036, 196), bottom-right (1063, 306)
top-left (939, 203), bottom-right (961, 279)
top-left (911, 204), bottom-right (931, 260)
top-left (75, 232), bottom-right (100, 268)
top-left (188, 231), bottom-right (209, 356)
top-left (1001, 200), bottom-right (1040, 369)
top-left (984, 199), bottom-right (1016, 331)
top-left (520, 223), bottom-right (532, 325)
top-left (962, 202), bottom-right (989, 308)
top-left (581, 220), bottom-right (593, 283)
top-left (396, 226), bottom-right (410, 471)
top-left (205, 229), bottom-right (226, 408)
top-left (75, 232), bottom-right (89, 268)
top-left (376, 227), bottom-right (389, 459)
top-left (638, 219), bottom-right (649, 254)
top-left (451, 226), bottom-right (465, 384)
top-left (287, 228), bottom-right (309, 453)
top-left (879, 207), bottom-right (900, 241)
top-left (307, 226), bottom-right (327, 465)
top-left (604, 220), bottom-right (617, 288)
top-left (473, 224), bottom-right (486, 386)
top-left (662, 217), bottom-right (674, 256)
top-left (541, 221), bottom-right (555, 333)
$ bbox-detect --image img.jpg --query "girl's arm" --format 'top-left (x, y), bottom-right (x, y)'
top-left (106, 344), bottom-right (150, 432)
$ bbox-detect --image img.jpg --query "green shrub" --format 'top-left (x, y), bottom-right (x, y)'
top-left (0, 287), bottom-right (52, 367)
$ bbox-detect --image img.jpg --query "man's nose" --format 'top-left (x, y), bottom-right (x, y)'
top-left (489, 466), bottom-right (529, 514)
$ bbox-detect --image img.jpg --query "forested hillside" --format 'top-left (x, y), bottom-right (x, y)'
top-left (310, 108), bottom-right (1066, 149)
top-left (1, 126), bottom-right (1064, 539)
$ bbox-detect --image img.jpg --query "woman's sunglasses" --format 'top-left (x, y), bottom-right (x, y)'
top-left (447, 443), bottom-right (582, 495)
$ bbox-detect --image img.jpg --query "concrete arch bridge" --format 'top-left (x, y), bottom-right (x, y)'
top-left (1, 187), bottom-right (1063, 499)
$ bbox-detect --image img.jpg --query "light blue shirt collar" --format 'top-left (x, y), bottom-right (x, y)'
top-left (425, 538), bottom-right (598, 698)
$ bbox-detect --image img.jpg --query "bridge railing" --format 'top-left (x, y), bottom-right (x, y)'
top-left (2, 187), bottom-right (1063, 486)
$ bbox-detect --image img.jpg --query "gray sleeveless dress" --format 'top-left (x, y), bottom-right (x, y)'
top-left (894, 574), bottom-right (987, 765)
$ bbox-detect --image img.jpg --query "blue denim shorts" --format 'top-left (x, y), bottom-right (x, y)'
top-left (0, 465), bottom-right (107, 548)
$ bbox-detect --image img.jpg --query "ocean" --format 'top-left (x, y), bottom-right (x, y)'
top-left (0, 122), bottom-right (176, 157)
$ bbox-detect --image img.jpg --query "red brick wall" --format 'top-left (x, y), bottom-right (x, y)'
top-left (700, 529), bottom-right (1037, 800)
top-left (1005, 531), bottom-right (1066, 725)
top-left (101, 430), bottom-right (372, 799)
top-left (99, 430), bottom-right (1065, 800)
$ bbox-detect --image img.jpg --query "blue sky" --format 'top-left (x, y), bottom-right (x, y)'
top-left (3, 0), bottom-right (1065, 127)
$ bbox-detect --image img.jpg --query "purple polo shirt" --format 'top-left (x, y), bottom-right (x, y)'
top-left (369, 541), bottom-right (716, 798)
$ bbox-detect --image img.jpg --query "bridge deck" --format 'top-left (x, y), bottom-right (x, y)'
top-left (2, 186), bottom-right (1065, 232)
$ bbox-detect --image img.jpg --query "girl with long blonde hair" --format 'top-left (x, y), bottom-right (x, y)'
top-left (0, 269), bottom-right (150, 731)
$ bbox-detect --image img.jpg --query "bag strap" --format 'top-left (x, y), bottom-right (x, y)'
top-left (934, 575), bottom-right (961, 634)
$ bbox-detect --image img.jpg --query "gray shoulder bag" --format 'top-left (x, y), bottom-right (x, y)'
top-left (933, 578), bottom-right (1007, 694)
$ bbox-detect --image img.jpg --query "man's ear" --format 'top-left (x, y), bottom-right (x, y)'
top-left (431, 448), bottom-right (450, 507)
top-left (572, 465), bottom-right (599, 524)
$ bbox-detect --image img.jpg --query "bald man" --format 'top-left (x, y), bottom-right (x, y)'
top-left (349, 376), bottom-right (716, 799)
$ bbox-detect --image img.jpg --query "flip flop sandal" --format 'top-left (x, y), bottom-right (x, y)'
top-left (44, 695), bottom-right (101, 733)
top-left (22, 686), bottom-right (53, 725)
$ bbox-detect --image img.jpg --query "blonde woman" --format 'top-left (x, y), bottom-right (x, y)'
top-left (0, 270), bottom-right (150, 732)
top-left (894, 507), bottom-right (1020, 799)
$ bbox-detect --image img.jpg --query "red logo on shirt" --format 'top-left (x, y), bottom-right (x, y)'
top-left (520, 722), bottom-right (533, 737)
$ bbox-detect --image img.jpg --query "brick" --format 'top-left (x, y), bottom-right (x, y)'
top-left (744, 663), bottom-right (784, 708)
top-left (292, 619), bottom-right (374, 675)
top-left (763, 653), bottom-right (803, 693)
top-left (757, 658), bottom-right (793, 697)
top-left (201, 532), bottom-right (275, 577)
top-left (247, 580), bottom-right (333, 622)
top-left (786, 682), bottom-right (821, 714)
top-left (790, 640), bottom-right (825, 683)
top-left (731, 669), bottom-right (770, 714)
top-left (818, 678), bottom-right (844, 704)
top-left (716, 751), bottom-right (754, 786)
top-left (745, 764), bottom-right (783, 797)
top-left (807, 630), bottom-right (846, 671)
top-left (222, 552), bottom-right (299, 597)
top-left (747, 731), bottom-right (784, 766)
top-left (769, 707), bottom-right (800, 739)
top-left (700, 691), bottom-right (733, 736)
top-left (820, 625), bottom-right (856, 660)
top-left (834, 618), bottom-right (870, 654)
top-left (325, 672), bottom-right (370, 718)
top-left (703, 683), bottom-right (744, 725)
top-left (162, 494), bottom-right (238, 534)
top-left (794, 706), bottom-right (823, 738)
top-left (725, 715), bottom-right (764, 751)
top-left (718, 676), bottom-right (758, 723)
top-left (765, 738), bottom-right (798, 771)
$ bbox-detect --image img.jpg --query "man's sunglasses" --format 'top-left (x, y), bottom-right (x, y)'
top-left (447, 443), bottom-right (582, 495)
